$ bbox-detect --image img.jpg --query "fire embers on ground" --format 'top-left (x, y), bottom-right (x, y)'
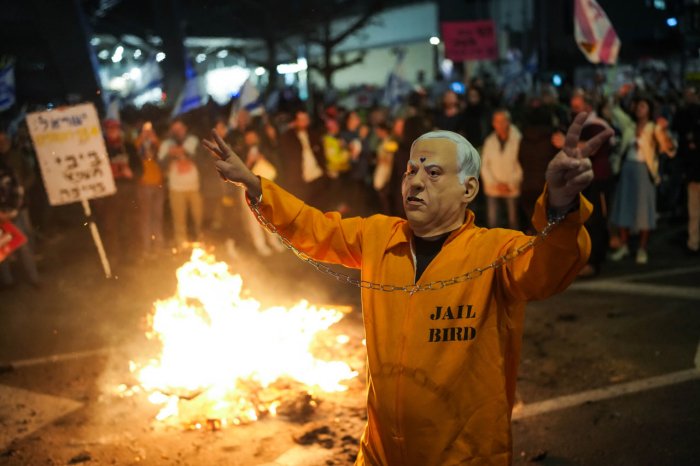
top-left (118, 248), bottom-right (360, 430)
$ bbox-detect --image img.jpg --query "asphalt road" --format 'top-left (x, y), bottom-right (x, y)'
top-left (0, 210), bottom-right (698, 465)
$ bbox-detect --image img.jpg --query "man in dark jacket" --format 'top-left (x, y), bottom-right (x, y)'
top-left (279, 110), bottom-right (328, 209)
top-left (673, 86), bottom-right (700, 253)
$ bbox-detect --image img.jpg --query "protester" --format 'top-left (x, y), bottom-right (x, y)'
top-left (279, 110), bottom-right (328, 209)
top-left (258, 116), bottom-right (283, 178)
top-left (433, 90), bottom-right (464, 134)
top-left (462, 86), bottom-right (490, 149)
top-left (204, 113), bottom-right (611, 465)
top-left (239, 128), bottom-right (285, 256)
top-left (672, 86), bottom-right (700, 254)
top-left (610, 96), bottom-right (677, 264)
top-left (0, 132), bottom-right (40, 288)
top-left (134, 121), bottom-right (165, 258)
top-left (372, 122), bottom-right (399, 215)
top-left (569, 91), bottom-right (615, 277)
top-left (158, 119), bottom-right (203, 250)
top-left (518, 102), bottom-right (560, 230)
top-left (340, 111), bottom-right (373, 216)
top-left (480, 109), bottom-right (523, 229)
top-left (323, 117), bottom-right (352, 214)
top-left (92, 119), bottom-right (140, 264)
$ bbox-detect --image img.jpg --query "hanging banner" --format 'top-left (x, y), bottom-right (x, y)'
top-left (441, 20), bottom-right (498, 61)
top-left (26, 103), bottom-right (116, 206)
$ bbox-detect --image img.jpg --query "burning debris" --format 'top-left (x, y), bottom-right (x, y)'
top-left (120, 248), bottom-right (359, 429)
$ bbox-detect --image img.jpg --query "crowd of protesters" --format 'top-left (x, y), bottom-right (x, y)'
top-left (1, 73), bottom-right (700, 287)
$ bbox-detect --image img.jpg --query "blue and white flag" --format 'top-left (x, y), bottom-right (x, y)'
top-left (228, 78), bottom-right (264, 128)
top-left (500, 49), bottom-right (536, 104)
top-left (171, 63), bottom-right (206, 117)
top-left (0, 60), bottom-right (16, 112)
top-left (105, 93), bottom-right (121, 121)
top-left (382, 49), bottom-right (411, 115)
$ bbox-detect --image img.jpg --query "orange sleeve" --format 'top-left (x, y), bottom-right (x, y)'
top-left (248, 178), bottom-right (364, 269)
top-left (498, 189), bottom-right (592, 302)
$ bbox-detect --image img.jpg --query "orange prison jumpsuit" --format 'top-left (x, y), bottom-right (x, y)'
top-left (253, 178), bottom-right (592, 466)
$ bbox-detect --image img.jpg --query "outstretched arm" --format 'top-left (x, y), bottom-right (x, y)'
top-left (203, 130), bottom-right (364, 268)
top-left (203, 131), bottom-right (262, 201)
top-left (499, 113), bottom-right (613, 302)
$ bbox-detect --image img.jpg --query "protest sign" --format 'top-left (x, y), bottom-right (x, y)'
top-left (0, 221), bottom-right (27, 263)
top-left (441, 20), bottom-right (498, 61)
top-left (26, 102), bottom-right (114, 278)
top-left (26, 103), bottom-right (116, 206)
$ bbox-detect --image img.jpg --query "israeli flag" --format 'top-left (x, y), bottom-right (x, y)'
top-left (382, 49), bottom-right (411, 115)
top-left (228, 78), bottom-right (264, 128)
top-left (0, 61), bottom-right (16, 112)
top-left (171, 63), bottom-right (206, 117)
top-left (106, 93), bottom-right (121, 121)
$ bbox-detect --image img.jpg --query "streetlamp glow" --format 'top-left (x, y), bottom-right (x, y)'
top-left (156, 52), bottom-right (166, 62)
top-left (429, 36), bottom-right (440, 46)
top-left (255, 67), bottom-right (266, 76)
top-left (111, 46), bottom-right (124, 63)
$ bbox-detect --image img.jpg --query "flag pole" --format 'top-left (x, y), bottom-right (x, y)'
top-left (81, 198), bottom-right (112, 278)
top-left (604, 64), bottom-right (619, 97)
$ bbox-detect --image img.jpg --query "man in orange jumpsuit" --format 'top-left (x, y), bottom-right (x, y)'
top-left (204, 113), bottom-right (612, 465)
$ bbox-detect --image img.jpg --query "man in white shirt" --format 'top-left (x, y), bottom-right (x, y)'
top-left (158, 119), bottom-right (202, 249)
top-left (480, 109), bottom-right (523, 229)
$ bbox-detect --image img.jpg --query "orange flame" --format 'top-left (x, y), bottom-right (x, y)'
top-left (128, 248), bottom-right (357, 426)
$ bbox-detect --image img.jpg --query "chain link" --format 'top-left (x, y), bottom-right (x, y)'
top-left (249, 203), bottom-right (564, 293)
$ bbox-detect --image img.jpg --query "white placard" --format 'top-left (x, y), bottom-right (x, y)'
top-left (26, 103), bottom-right (116, 206)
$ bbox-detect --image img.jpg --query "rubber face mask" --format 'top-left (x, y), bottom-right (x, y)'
top-left (402, 138), bottom-right (471, 237)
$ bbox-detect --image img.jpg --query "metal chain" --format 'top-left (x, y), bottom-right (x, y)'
top-left (249, 203), bottom-right (564, 293)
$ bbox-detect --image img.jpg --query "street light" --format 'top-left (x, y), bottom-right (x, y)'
top-left (429, 36), bottom-right (440, 80)
top-left (111, 46), bottom-right (124, 63)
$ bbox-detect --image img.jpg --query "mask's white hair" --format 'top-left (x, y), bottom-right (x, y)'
top-left (411, 130), bottom-right (481, 184)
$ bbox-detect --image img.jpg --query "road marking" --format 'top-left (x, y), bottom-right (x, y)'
top-left (512, 368), bottom-right (700, 420)
top-left (2, 347), bottom-right (115, 370)
top-left (570, 281), bottom-right (700, 300)
top-left (0, 384), bottom-right (83, 450)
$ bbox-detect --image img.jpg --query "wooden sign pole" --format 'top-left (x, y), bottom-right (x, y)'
top-left (81, 199), bottom-right (112, 278)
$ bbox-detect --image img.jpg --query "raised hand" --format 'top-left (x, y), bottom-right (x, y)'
top-left (202, 131), bottom-right (262, 200)
top-left (545, 112), bottom-right (613, 209)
